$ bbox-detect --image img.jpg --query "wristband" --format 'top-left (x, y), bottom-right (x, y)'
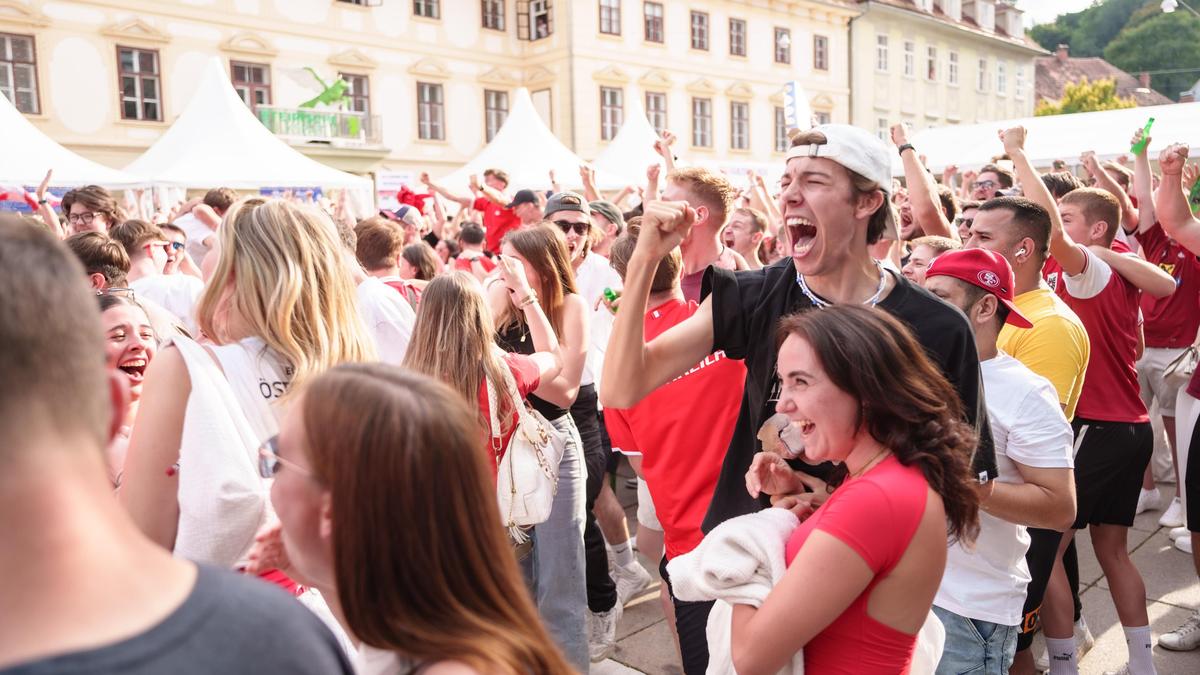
top-left (37, 199), bottom-right (48, 205)
top-left (897, 143), bottom-right (915, 157)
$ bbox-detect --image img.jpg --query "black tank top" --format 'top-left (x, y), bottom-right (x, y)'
top-left (496, 321), bottom-right (569, 421)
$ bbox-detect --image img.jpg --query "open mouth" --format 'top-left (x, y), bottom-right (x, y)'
top-left (786, 217), bottom-right (817, 258)
top-left (118, 358), bottom-right (147, 383)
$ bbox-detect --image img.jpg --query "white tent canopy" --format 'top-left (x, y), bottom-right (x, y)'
top-left (440, 88), bottom-right (631, 192)
top-left (1, 91), bottom-right (144, 188)
top-left (592, 96), bottom-right (663, 184)
top-left (125, 58), bottom-right (371, 190)
top-left (909, 102), bottom-right (1200, 173)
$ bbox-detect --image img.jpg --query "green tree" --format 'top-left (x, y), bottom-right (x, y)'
top-left (1104, 12), bottom-right (1200, 101)
top-left (1035, 77), bottom-right (1138, 115)
top-left (1031, 0), bottom-right (1148, 57)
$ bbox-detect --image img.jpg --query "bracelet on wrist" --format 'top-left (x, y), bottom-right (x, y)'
top-left (897, 143), bottom-right (915, 157)
top-left (516, 293), bottom-right (539, 309)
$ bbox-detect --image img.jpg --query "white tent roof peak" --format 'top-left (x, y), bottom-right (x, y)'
top-left (440, 88), bottom-right (631, 191)
top-left (124, 57), bottom-right (370, 189)
top-left (592, 95), bottom-right (664, 184)
top-left (0, 91), bottom-right (144, 188)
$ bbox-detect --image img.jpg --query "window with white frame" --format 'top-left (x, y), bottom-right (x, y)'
top-left (232, 61), bottom-right (271, 112)
top-left (775, 28), bottom-right (791, 64)
top-left (600, 86), bottom-right (623, 141)
top-left (813, 35), bottom-right (828, 71)
top-left (729, 18), bottom-right (746, 57)
top-left (877, 118), bottom-right (889, 141)
top-left (417, 82), bottom-right (444, 140)
top-left (485, 89), bottom-right (508, 141)
top-left (643, 2), bottom-right (663, 43)
top-left (926, 45), bottom-right (937, 81)
top-left (948, 51), bottom-right (959, 85)
top-left (517, 0), bottom-right (553, 41)
top-left (1015, 67), bottom-right (1025, 100)
top-left (903, 41), bottom-right (915, 77)
top-left (814, 111), bottom-right (831, 125)
top-left (876, 34), bottom-right (888, 72)
top-left (482, 0), bottom-right (505, 30)
top-left (0, 33), bottom-right (38, 114)
top-left (997, 61), bottom-right (1007, 95)
top-left (692, 97), bottom-right (711, 147)
top-left (414, 0), bottom-right (439, 19)
top-left (977, 57), bottom-right (988, 92)
top-left (646, 91), bottom-right (667, 135)
top-left (690, 11), bottom-right (709, 50)
top-left (599, 0), bottom-right (620, 35)
top-left (340, 72), bottom-right (369, 114)
top-left (774, 106), bottom-right (788, 153)
top-left (118, 46), bottom-right (162, 121)
top-left (730, 101), bottom-right (749, 150)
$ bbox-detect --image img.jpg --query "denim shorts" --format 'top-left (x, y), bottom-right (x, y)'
top-left (932, 605), bottom-right (1018, 675)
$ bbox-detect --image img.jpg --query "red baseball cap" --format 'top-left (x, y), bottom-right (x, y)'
top-left (925, 248), bottom-right (1033, 328)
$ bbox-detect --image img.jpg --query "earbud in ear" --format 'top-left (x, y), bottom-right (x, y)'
top-left (1017, 247), bottom-right (1027, 256)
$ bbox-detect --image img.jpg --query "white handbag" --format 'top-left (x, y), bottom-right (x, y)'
top-left (1164, 332), bottom-right (1200, 388)
top-left (486, 363), bottom-right (567, 542)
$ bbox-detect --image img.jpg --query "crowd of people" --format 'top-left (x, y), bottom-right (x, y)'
top-left (2, 117), bottom-right (1199, 675)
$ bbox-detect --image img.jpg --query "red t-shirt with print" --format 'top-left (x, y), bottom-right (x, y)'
top-left (473, 196), bottom-right (520, 254)
top-left (454, 254), bottom-right (497, 275)
top-left (478, 352), bottom-right (541, 476)
top-left (604, 299), bottom-right (746, 559)
top-left (1043, 245), bottom-right (1148, 423)
top-left (1135, 224), bottom-right (1200, 349)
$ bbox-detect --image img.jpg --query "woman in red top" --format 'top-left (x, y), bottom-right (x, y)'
top-left (732, 306), bottom-right (981, 675)
top-left (403, 266), bottom-right (561, 475)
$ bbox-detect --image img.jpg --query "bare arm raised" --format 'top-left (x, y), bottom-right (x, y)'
top-left (1001, 127), bottom-right (1087, 275)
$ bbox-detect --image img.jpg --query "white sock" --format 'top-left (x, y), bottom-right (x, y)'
top-left (1045, 636), bottom-right (1078, 675)
top-left (607, 539), bottom-right (634, 567)
top-left (1123, 625), bottom-right (1156, 675)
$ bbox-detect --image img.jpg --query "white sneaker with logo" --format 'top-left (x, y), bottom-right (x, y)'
top-left (588, 604), bottom-right (622, 663)
top-left (613, 560), bottom-right (653, 607)
top-left (1136, 487), bottom-right (1163, 514)
top-left (1160, 497), bottom-right (1186, 528)
top-left (1160, 610), bottom-right (1200, 651)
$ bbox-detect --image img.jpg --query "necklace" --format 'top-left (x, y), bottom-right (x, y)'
top-left (796, 260), bottom-right (887, 308)
top-left (849, 446), bottom-right (891, 480)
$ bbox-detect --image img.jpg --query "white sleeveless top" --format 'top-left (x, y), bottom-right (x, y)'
top-left (171, 335), bottom-right (290, 568)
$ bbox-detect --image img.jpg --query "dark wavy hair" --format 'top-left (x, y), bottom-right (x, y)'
top-left (777, 305), bottom-right (980, 544)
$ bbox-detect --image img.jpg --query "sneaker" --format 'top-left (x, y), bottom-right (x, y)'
top-left (1102, 667), bottom-right (1130, 675)
top-left (1176, 535), bottom-right (1194, 554)
top-left (1159, 610), bottom-right (1200, 651)
top-left (1136, 487), bottom-right (1163, 514)
top-left (1171, 526), bottom-right (1191, 541)
top-left (1160, 497), bottom-right (1186, 528)
top-left (613, 560), bottom-right (653, 606)
top-left (588, 604), bottom-right (622, 662)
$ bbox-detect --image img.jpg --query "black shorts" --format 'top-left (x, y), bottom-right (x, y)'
top-left (1016, 528), bottom-right (1065, 651)
top-left (1187, 406), bottom-right (1200, 533)
top-left (660, 556), bottom-right (715, 675)
top-left (1071, 418), bottom-right (1153, 529)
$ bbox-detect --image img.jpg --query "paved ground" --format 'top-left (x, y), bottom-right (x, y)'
top-left (595, 473), bottom-right (1200, 674)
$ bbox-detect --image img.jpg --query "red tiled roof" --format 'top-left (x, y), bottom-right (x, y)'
top-left (856, 1), bottom-right (1043, 51)
top-left (1035, 55), bottom-right (1173, 107)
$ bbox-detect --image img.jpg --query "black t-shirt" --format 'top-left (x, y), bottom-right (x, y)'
top-left (497, 321), bottom-right (569, 421)
top-left (3, 565), bottom-right (353, 675)
top-left (700, 257), bottom-right (996, 532)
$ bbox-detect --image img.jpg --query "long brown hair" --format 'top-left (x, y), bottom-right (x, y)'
top-left (497, 225), bottom-right (577, 335)
top-left (402, 272), bottom-right (517, 438)
top-left (302, 364), bottom-right (573, 675)
top-left (777, 306), bottom-right (980, 544)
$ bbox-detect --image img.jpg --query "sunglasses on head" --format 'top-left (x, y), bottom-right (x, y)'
top-left (553, 220), bottom-right (590, 236)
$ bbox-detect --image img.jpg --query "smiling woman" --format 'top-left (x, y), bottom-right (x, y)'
top-left (97, 293), bottom-right (156, 488)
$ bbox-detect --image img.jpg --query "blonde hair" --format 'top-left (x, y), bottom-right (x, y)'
top-left (197, 198), bottom-right (374, 393)
top-left (402, 273), bottom-right (517, 437)
top-left (667, 167), bottom-right (738, 224)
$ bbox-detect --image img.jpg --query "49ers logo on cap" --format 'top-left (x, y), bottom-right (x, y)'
top-left (977, 270), bottom-right (1001, 288)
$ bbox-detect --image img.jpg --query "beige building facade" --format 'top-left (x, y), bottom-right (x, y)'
top-left (849, 0), bottom-right (1045, 140)
top-left (3, 0), bottom-right (860, 184)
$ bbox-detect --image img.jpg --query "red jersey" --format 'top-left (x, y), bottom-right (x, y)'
top-left (477, 352), bottom-right (541, 476)
top-left (604, 298), bottom-right (746, 558)
top-left (454, 254), bottom-right (497, 275)
top-left (1136, 224), bottom-right (1200, 349)
top-left (382, 278), bottom-right (421, 308)
top-left (473, 196), bottom-right (520, 254)
top-left (1043, 246), bottom-right (1148, 423)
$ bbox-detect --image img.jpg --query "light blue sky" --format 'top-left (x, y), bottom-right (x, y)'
top-left (1019, 0), bottom-right (1100, 26)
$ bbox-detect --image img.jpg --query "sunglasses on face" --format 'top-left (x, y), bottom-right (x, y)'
top-left (257, 435), bottom-right (314, 480)
top-left (99, 287), bottom-right (135, 299)
top-left (954, 217), bottom-right (974, 229)
top-left (554, 220), bottom-right (590, 236)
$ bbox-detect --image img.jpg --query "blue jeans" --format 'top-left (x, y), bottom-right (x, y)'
top-left (520, 414), bottom-right (588, 671)
top-left (933, 606), bottom-right (1018, 675)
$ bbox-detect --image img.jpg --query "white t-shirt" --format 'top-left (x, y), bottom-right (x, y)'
top-left (356, 277), bottom-right (415, 365)
top-left (174, 212), bottom-right (215, 266)
top-left (934, 352), bottom-right (1074, 626)
top-left (574, 251), bottom-right (622, 389)
top-left (131, 274), bottom-right (205, 337)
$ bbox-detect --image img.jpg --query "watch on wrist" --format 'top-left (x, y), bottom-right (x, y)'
top-left (897, 143), bottom-right (915, 157)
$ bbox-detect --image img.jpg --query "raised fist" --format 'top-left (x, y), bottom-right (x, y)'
top-left (1160, 143), bottom-right (1190, 176)
top-left (998, 126), bottom-right (1026, 156)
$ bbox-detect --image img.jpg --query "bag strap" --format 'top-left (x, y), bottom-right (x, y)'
top-left (484, 374), bottom-right (504, 466)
